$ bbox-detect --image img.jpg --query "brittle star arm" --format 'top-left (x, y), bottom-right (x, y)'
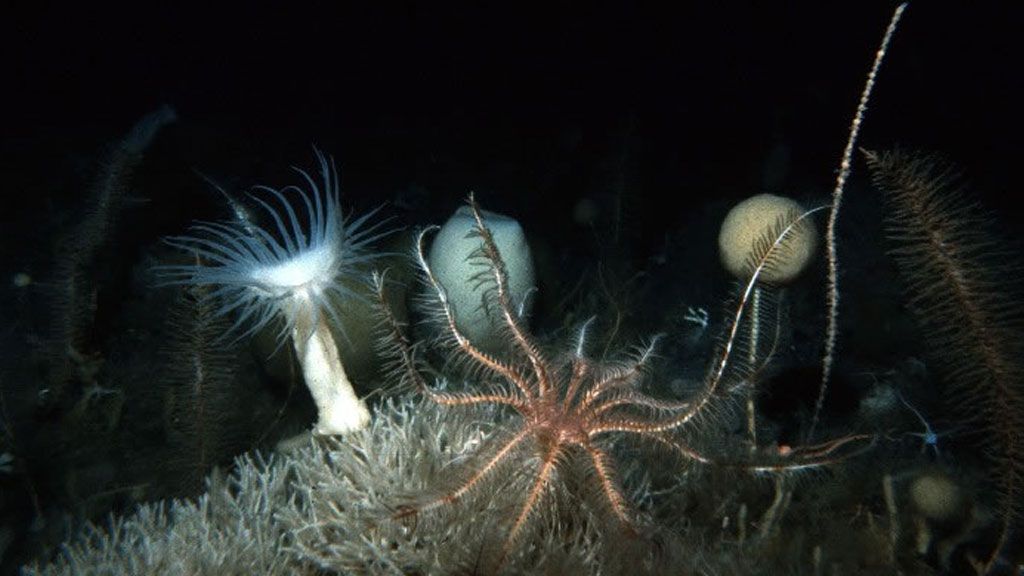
top-left (630, 430), bottom-right (713, 465)
top-left (466, 193), bottom-right (553, 396)
top-left (415, 226), bottom-right (535, 399)
top-left (590, 392), bottom-right (692, 418)
top-left (504, 445), bottom-right (564, 556)
top-left (373, 269), bottom-right (528, 410)
top-left (420, 386), bottom-right (527, 411)
top-left (575, 336), bottom-right (663, 412)
top-left (582, 439), bottom-right (636, 530)
top-left (398, 426), bottom-right (533, 516)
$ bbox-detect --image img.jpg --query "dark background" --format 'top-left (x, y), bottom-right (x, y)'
top-left (4, 2), bottom-right (1021, 232)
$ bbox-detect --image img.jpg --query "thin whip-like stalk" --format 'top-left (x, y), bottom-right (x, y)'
top-left (809, 3), bottom-right (907, 441)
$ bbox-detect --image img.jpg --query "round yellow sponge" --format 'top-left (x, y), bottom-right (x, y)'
top-left (718, 193), bottom-right (817, 283)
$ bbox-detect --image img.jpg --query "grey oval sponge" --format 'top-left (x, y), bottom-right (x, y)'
top-left (427, 205), bottom-right (535, 351)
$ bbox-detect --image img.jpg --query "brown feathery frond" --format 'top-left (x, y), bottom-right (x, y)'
top-left (866, 148), bottom-right (1024, 571)
top-left (371, 269), bottom-right (429, 397)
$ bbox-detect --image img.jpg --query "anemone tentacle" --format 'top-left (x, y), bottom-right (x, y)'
top-left (155, 150), bottom-right (381, 348)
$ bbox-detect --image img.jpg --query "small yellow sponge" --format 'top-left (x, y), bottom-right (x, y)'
top-left (910, 472), bottom-right (963, 522)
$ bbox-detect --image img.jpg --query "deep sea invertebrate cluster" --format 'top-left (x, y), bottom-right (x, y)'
top-left (373, 195), bottom-right (868, 572)
top-left (20, 4), bottom-right (960, 574)
top-left (156, 150), bottom-right (389, 435)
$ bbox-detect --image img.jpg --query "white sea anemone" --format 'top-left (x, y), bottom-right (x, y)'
top-left (157, 149), bottom-right (388, 434)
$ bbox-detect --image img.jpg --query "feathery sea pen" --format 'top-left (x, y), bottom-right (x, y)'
top-left (866, 149), bottom-right (1024, 573)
